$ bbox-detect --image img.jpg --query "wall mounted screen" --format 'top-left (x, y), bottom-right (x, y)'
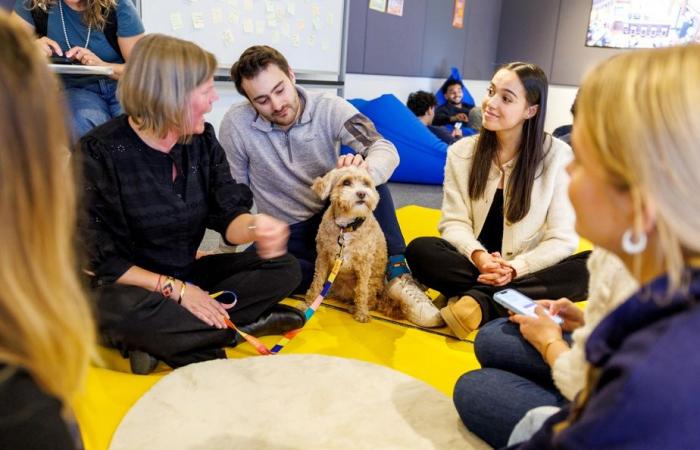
top-left (586, 0), bottom-right (700, 48)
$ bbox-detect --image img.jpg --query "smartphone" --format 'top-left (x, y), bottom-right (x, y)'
top-left (493, 289), bottom-right (563, 325)
top-left (50, 55), bottom-right (80, 65)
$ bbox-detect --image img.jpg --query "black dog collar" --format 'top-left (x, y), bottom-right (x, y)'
top-left (338, 217), bottom-right (366, 232)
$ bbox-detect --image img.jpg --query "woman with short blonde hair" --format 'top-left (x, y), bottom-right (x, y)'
top-left (509, 44), bottom-right (700, 449)
top-left (80, 34), bottom-right (303, 374)
top-left (118, 33), bottom-right (217, 141)
top-left (0, 12), bottom-right (94, 449)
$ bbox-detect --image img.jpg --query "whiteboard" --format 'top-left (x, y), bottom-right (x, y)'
top-left (139, 0), bottom-right (346, 76)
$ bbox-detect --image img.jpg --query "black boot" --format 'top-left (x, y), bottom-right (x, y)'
top-left (239, 304), bottom-right (306, 337)
top-left (129, 350), bottom-right (159, 375)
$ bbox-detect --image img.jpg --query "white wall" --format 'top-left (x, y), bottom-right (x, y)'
top-left (546, 84), bottom-right (579, 133)
top-left (344, 73), bottom-right (579, 134)
top-left (206, 75), bottom-right (579, 135)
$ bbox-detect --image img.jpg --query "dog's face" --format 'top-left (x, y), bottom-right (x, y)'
top-left (312, 166), bottom-right (379, 218)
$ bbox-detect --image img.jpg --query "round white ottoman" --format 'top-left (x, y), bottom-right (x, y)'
top-left (110, 354), bottom-right (490, 450)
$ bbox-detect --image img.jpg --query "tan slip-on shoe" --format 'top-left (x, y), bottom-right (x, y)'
top-left (440, 295), bottom-right (482, 339)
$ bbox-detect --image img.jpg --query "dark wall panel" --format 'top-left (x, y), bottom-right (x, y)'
top-left (346, 0), bottom-right (502, 80)
top-left (550, 0), bottom-right (628, 85)
top-left (346, 0), bottom-right (368, 73)
top-left (362, 0), bottom-right (427, 76)
top-left (420, 0), bottom-right (468, 78)
top-left (496, 0), bottom-right (560, 77)
top-left (463, 0), bottom-right (503, 80)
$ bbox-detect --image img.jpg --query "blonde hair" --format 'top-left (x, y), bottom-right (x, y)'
top-left (553, 44), bottom-right (700, 435)
top-left (23, 0), bottom-right (117, 30)
top-left (0, 12), bottom-right (94, 405)
top-left (118, 34), bottom-right (217, 141)
top-left (576, 44), bottom-right (700, 291)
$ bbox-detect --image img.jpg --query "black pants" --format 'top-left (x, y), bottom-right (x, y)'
top-left (93, 252), bottom-right (301, 368)
top-left (405, 237), bottom-right (590, 326)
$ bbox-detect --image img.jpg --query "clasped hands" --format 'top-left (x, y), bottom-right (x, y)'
top-left (472, 250), bottom-right (515, 287)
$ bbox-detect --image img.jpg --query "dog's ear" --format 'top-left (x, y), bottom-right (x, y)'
top-left (312, 169), bottom-right (340, 200)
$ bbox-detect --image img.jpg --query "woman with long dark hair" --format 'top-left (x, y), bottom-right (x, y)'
top-left (406, 62), bottom-right (590, 339)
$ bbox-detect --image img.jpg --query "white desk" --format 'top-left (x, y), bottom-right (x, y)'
top-left (49, 64), bottom-right (113, 76)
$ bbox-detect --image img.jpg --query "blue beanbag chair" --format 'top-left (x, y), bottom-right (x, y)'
top-left (345, 94), bottom-right (450, 185)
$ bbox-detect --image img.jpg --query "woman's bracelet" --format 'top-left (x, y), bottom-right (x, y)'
top-left (542, 336), bottom-right (564, 361)
top-left (161, 276), bottom-right (176, 298)
top-left (178, 281), bottom-right (187, 305)
top-left (154, 274), bottom-right (163, 293)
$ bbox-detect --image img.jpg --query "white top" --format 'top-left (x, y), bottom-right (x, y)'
top-left (552, 248), bottom-right (638, 400)
top-left (49, 64), bottom-right (113, 75)
top-left (439, 134), bottom-right (578, 278)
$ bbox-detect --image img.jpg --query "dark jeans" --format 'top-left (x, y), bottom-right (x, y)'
top-left (65, 78), bottom-right (121, 139)
top-left (285, 183), bottom-right (406, 293)
top-left (405, 237), bottom-right (591, 325)
top-left (93, 252), bottom-right (301, 368)
top-left (453, 318), bottom-right (572, 448)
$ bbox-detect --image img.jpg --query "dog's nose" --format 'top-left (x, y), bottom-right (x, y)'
top-left (357, 191), bottom-right (366, 200)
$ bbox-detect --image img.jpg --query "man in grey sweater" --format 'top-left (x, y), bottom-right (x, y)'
top-left (218, 45), bottom-right (443, 328)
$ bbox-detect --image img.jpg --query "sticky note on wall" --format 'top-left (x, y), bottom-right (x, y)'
top-left (192, 12), bottom-right (205, 29)
top-left (170, 12), bottom-right (183, 30)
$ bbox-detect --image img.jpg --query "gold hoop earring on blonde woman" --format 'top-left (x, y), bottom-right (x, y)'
top-left (621, 229), bottom-right (647, 254)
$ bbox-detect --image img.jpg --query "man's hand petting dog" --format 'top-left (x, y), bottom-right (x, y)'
top-left (250, 214), bottom-right (290, 259)
top-left (336, 153), bottom-right (369, 170)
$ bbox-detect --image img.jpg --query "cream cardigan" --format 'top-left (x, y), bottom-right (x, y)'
top-left (552, 248), bottom-right (638, 400)
top-left (439, 134), bottom-right (578, 278)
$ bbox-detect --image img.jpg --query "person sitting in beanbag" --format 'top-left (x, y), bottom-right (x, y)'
top-left (407, 90), bottom-right (463, 145)
top-left (434, 78), bottom-right (473, 129)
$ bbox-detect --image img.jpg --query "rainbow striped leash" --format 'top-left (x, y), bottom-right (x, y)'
top-left (218, 233), bottom-right (347, 356)
top-left (211, 290), bottom-right (273, 355)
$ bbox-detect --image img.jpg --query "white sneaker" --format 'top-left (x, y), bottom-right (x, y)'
top-left (386, 274), bottom-right (444, 328)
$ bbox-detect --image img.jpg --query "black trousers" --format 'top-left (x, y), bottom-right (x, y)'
top-left (405, 237), bottom-right (590, 326)
top-left (93, 252), bottom-right (301, 368)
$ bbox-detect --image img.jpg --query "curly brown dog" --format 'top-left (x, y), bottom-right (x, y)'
top-left (306, 166), bottom-right (403, 322)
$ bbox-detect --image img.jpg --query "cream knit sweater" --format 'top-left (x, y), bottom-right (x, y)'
top-left (439, 134), bottom-right (578, 278)
top-left (552, 248), bottom-right (638, 400)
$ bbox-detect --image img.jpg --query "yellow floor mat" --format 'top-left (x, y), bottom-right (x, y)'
top-left (75, 304), bottom-right (477, 450)
top-left (73, 205), bottom-right (589, 450)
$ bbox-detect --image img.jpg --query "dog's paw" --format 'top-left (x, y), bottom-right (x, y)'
top-left (353, 311), bottom-right (371, 323)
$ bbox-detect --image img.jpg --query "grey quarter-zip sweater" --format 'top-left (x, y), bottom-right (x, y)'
top-left (218, 86), bottom-right (399, 224)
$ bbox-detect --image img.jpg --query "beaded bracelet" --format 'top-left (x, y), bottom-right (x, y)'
top-left (161, 276), bottom-right (176, 299)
